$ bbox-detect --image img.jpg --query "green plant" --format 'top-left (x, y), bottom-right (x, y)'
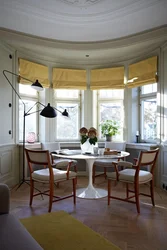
top-left (100, 120), bottom-right (119, 137)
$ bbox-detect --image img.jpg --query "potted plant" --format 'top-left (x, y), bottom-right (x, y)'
top-left (100, 120), bottom-right (119, 141)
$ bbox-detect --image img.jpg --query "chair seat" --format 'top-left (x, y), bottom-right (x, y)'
top-left (107, 169), bottom-right (152, 184)
top-left (114, 161), bottom-right (133, 168)
top-left (94, 159), bottom-right (123, 167)
top-left (32, 168), bottom-right (77, 182)
top-left (53, 158), bottom-right (77, 168)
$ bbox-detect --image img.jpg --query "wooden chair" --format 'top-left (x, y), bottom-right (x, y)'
top-left (92, 142), bottom-right (126, 183)
top-left (107, 148), bottom-right (159, 213)
top-left (41, 142), bottom-right (78, 176)
top-left (25, 148), bottom-right (77, 212)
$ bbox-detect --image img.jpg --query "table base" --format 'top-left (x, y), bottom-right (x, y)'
top-left (76, 186), bottom-right (107, 199)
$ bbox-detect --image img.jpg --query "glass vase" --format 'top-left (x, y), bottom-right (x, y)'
top-left (80, 139), bottom-right (98, 154)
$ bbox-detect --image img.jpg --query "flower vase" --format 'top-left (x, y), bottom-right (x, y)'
top-left (80, 139), bottom-right (98, 154)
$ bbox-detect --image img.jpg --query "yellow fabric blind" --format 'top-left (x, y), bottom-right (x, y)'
top-left (19, 58), bottom-right (49, 88)
top-left (52, 68), bottom-right (87, 90)
top-left (90, 66), bottom-right (125, 90)
top-left (127, 56), bottom-right (158, 88)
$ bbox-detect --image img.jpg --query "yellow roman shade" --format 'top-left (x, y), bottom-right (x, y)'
top-left (90, 66), bottom-right (125, 90)
top-left (127, 56), bottom-right (158, 88)
top-left (52, 68), bottom-right (87, 90)
top-left (19, 58), bottom-right (49, 88)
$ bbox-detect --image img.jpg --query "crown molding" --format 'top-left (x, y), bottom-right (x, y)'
top-left (0, 25), bottom-right (167, 49)
top-left (0, 25), bottom-right (167, 66)
top-left (14, 42), bottom-right (162, 67)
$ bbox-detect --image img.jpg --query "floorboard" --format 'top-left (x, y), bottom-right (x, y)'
top-left (10, 176), bottom-right (167, 250)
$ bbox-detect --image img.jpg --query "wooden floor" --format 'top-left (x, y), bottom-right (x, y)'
top-left (10, 176), bottom-right (167, 250)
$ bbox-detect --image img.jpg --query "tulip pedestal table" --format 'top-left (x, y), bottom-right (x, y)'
top-left (53, 151), bottom-right (130, 199)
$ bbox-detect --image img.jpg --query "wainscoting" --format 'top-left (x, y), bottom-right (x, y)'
top-left (0, 144), bottom-right (18, 186)
top-left (1, 142), bottom-right (162, 188)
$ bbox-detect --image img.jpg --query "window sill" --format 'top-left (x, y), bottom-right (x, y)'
top-left (18, 142), bottom-right (41, 149)
top-left (126, 142), bottom-right (158, 149)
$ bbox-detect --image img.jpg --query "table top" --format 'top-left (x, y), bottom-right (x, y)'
top-left (52, 149), bottom-right (129, 160)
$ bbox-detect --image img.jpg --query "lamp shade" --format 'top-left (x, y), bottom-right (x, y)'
top-left (40, 103), bottom-right (57, 118)
top-left (31, 80), bottom-right (43, 91)
top-left (62, 109), bottom-right (69, 117)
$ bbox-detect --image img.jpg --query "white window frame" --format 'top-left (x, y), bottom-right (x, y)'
top-left (19, 84), bottom-right (39, 142)
top-left (139, 84), bottom-right (157, 142)
top-left (54, 89), bottom-right (81, 141)
top-left (96, 89), bottom-right (124, 141)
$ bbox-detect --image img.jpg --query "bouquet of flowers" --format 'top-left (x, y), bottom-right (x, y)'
top-left (79, 127), bottom-right (98, 145)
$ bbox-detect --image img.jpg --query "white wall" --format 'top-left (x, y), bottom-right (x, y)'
top-left (0, 43), bottom-right (15, 144)
top-left (160, 44), bottom-right (167, 190)
top-left (0, 43), bottom-right (19, 186)
top-left (0, 41), bottom-right (167, 189)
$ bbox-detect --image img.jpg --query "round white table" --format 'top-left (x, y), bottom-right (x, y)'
top-left (53, 150), bottom-right (130, 199)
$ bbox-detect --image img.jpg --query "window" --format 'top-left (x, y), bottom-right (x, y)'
top-left (97, 89), bottom-right (124, 141)
top-left (139, 83), bottom-right (157, 141)
top-left (54, 89), bottom-right (81, 140)
top-left (19, 84), bottom-right (39, 142)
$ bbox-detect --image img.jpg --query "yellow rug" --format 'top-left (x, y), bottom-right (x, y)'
top-left (20, 211), bottom-right (120, 250)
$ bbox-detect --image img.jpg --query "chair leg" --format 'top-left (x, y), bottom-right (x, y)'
top-left (48, 181), bottom-right (54, 213)
top-left (73, 178), bottom-right (76, 204)
top-left (134, 182), bottom-right (140, 213)
top-left (126, 183), bottom-right (129, 199)
top-left (113, 180), bottom-right (117, 187)
top-left (74, 166), bottom-right (77, 185)
top-left (29, 179), bottom-right (34, 206)
top-left (92, 165), bottom-right (96, 184)
top-left (150, 179), bottom-right (155, 206)
top-left (104, 167), bottom-right (107, 179)
top-left (108, 179), bottom-right (111, 205)
top-left (55, 182), bottom-right (60, 188)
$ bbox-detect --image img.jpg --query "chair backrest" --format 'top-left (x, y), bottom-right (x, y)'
top-left (25, 148), bottom-right (53, 173)
top-left (25, 148), bottom-right (51, 165)
top-left (41, 142), bottom-right (60, 152)
top-left (25, 148), bottom-right (57, 182)
top-left (137, 148), bottom-right (159, 173)
top-left (105, 141), bottom-right (126, 151)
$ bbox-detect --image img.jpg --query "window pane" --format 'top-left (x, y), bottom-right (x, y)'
top-left (55, 89), bottom-right (79, 99)
top-left (19, 100), bottom-right (37, 142)
top-left (141, 98), bottom-right (157, 140)
top-left (99, 102), bottom-right (123, 140)
top-left (141, 83), bottom-right (157, 95)
top-left (99, 89), bottom-right (124, 99)
top-left (19, 84), bottom-right (37, 96)
top-left (56, 103), bottom-right (79, 140)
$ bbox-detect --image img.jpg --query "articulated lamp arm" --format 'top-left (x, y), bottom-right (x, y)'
top-left (3, 70), bottom-right (69, 118)
top-left (3, 69), bottom-right (25, 106)
top-left (25, 102), bottom-right (69, 118)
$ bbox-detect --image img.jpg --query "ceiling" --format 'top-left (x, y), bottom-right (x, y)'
top-left (0, 0), bottom-right (167, 65)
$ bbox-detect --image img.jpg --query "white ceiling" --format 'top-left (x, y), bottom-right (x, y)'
top-left (0, 0), bottom-right (167, 65)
